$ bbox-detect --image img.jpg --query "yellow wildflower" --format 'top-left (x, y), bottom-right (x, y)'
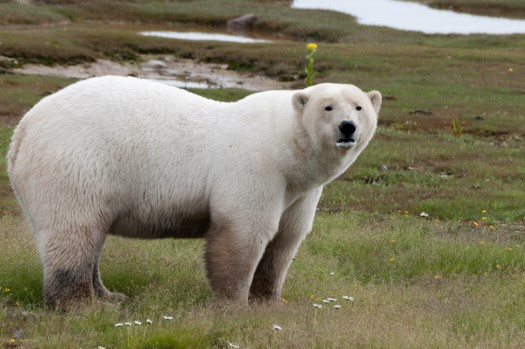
top-left (9, 339), bottom-right (16, 344)
top-left (306, 43), bottom-right (318, 50)
top-left (471, 221), bottom-right (479, 227)
top-left (479, 240), bottom-right (485, 245)
top-left (481, 209), bottom-right (487, 213)
top-left (508, 68), bottom-right (513, 72)
top-left (389, 258), bottom-right (395, 262)
top-left (496, 264), bottom-right (502, 269)
top-left (5, 288), bottom-right (10, 293)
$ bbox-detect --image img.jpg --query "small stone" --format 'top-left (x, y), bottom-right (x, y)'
top-left (408, 110), bottom-right (433, 116)
top-left (13, 329), bottom-right (24, 339)
top-left (227, 14), bottom-right (257, 30)
top-left (143, 59), bottom-right (167, 70)
top-left (378, 164), bottom-right (388, 172)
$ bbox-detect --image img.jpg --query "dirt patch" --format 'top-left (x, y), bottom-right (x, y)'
top-left (13, 54), bottom-right (290, 91)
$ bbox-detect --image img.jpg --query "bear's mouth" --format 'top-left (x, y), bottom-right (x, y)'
top-left (336, 138), bottom-right (356, 148)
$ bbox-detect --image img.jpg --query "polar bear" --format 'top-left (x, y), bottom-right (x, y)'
top-left (7, 76), bottom-right (381, 310)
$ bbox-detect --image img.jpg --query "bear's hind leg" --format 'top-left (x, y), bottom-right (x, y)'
top-left (93, 259), bottom-right (129, 304)
top-left (250, 189), bottom-right (322, 301)
top-left (41, 227), bottom-right (106, 310)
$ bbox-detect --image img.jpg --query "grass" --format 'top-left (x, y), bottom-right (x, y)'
top-left (1, 213), bottom-right (524, 348)
top-left (1, 0), bottom-right (524, 348)
top-left (405, 0), bottom-right (525, 18)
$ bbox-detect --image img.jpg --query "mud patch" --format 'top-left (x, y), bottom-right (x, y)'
top-left (14, 55), bottom-right (288, 91)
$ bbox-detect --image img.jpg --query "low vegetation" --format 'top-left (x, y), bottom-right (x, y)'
top-left (405, 0), bottom-right (525, 18)
top-left (0, 0), bottom-right (524, 348)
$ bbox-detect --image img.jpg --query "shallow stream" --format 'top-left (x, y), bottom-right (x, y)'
top-left (292, 0), bottom-right (525, 34)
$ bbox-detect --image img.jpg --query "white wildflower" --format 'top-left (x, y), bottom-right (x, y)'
top-left (327, 297), bottom-right (337, 302)
top-left (228, 342), bottom-right (240, 349)
top-left (333, 304), bottom-right (341, 309)
top-left (163, 316), bottom-right (174, 320)
top-left (272, 324), bottom-right (283, 331)
top-left (114, 323), bottom-right (124, 327)
top-left (134, 321), bottom-right (142, 326)
top-left (420, 212), bottom-right (429, 218)
top-left (313, 303), bottom-right (322, 309)
top-left (146, 319), bottom-right (153, 324)
top-left (124, 322), bottom-right (132, 326)
top-left (342, 296), bottom-right (354, 301)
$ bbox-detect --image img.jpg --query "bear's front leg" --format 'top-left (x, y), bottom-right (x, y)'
top-left (250, 188), bottom-right (322, 301)
top-left (204, 210), bottom-right (281, 303)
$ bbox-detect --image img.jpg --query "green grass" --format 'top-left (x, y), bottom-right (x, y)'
top-left (405, 0), bottom-right (525, 18)
top-left (0, 74), bottom-right (74, 118)
top-left (1, 0), bottom-right (525, 347)
top-left (1, 213), bottom-right (524, 348)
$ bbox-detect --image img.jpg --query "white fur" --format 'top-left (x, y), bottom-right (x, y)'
top-left (7, 76), bottom-right (381, 308)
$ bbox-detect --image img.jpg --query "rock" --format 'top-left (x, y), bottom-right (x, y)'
top-left (13, 330), bottom-right (24, 339)
top-left (142, 59), bottom-right (168, 70)
top-left (227, 14), bottom-right (257, 30)
top-left (378, 164), bottom-right (388, 172)
top-left (408, 110), bottom-right (433, 116)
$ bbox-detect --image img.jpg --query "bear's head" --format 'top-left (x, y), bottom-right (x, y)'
top-left (292, 83), bottom-right (381, 163)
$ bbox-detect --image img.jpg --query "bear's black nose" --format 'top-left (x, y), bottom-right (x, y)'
top-left (338, 120), bottom-right (357, 138)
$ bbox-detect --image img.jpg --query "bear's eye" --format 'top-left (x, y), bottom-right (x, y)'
top-left (356, 105), bottom-right (362, 111)
top-left (325, 106), bottom-right (333, 111)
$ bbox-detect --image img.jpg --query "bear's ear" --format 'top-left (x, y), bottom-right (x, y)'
top-left (367, 90), bottom-right (382, 113)
top-left (292, 92), bottom-right (309, 113)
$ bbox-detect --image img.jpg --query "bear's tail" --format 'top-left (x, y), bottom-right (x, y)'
top-left (7, 119), bottom-right (28, 174)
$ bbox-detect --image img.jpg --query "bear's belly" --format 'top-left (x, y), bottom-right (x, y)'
top-left (109, 209), bottom-right (211, 239)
